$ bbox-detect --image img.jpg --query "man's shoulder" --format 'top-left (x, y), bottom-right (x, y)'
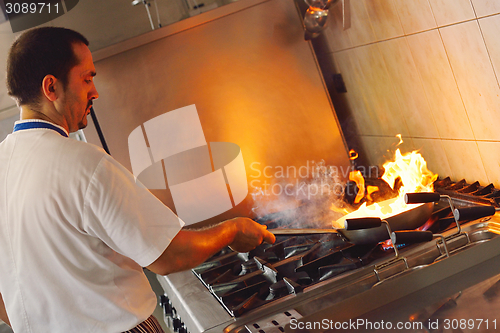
top-left (64, 137), bottom-right (107, 155)
top-left (62, 138), bottom-right (111, 167)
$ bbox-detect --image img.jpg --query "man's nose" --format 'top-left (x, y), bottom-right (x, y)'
top-left (90, 83), bottom-right (99, 100)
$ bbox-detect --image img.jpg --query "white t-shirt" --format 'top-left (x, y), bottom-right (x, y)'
top-left (0, 120), bottom-right (184, 332)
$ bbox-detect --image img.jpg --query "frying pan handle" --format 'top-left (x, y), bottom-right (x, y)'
top-left (344, 217), bottom-right (382, 230)
top-left (453, 206), bottom-right (496, 221)
top-left (391, 230), bottom-right (434, 245)
top-left (404, 192), bottom-right (441, 204)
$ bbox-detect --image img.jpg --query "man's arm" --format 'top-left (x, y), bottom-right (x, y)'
top-left (147, 217), bottom-right (275, 275)
top-left (0, 293), bottom-right (10, 327)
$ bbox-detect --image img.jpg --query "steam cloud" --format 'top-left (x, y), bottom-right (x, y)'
top-left (250, 160), bottom-right (348, 229)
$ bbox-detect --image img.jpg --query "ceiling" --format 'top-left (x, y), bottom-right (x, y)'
top-left (0, 0), bottom-right (225, 114)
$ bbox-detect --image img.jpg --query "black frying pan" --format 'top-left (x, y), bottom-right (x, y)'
top-left (270, 192), bottom-right (500, 245)
top-left (270, 197), bottom-right (434, 245)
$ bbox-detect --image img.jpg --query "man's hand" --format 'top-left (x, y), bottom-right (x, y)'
top-left (228, 217), bottom-right (275, 252)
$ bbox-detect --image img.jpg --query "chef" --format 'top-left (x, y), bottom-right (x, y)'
top-left (0, 26), bottom-right (275, 332)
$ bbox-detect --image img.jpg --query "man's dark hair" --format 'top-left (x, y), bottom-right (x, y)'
top-left (6, 27), bottom-right (89, 108)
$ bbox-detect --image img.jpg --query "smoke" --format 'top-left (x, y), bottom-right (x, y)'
top-left (250, 160), bottom-right (348, 229)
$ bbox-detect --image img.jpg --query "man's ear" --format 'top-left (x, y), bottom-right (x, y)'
top-left (41, 75), bottom-right (59, 102)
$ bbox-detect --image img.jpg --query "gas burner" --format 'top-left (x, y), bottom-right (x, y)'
top-left (158, 184), bottom-right (500, 333)
top-left (192, 237), bottom-right (379, 317)
top-left (434, 177), bottom-right (500, 207)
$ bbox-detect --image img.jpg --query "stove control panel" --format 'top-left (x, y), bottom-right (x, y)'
top-left (159, 294), bottom-right (189, 333)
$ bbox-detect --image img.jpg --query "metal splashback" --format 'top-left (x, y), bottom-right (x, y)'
top-left (83, 0), bottom-right (350, 223)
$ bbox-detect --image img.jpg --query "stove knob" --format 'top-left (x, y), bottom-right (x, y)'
top-left (159, 295), bottom-right (168, 308)
top-left (159, 295), bottom-right (173, 317)
top-left (173, 318), bottom-right (181, 332)
top-left (160, 295), bottom-right (171, 314)
top-left (165, 300), bottom-right (173, 317)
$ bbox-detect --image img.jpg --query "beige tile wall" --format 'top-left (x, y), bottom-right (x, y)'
top-left (313, 0), bottom-right (500, 186)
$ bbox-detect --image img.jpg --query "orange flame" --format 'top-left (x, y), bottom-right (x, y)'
top-left (382, 149), bottom-right (437, 197)
top-left (333, 147), bottom-right (438, 229)
top-left (347, 149), bottom-right (364, 204)
top-left (366, 185), bottom-right (379, 201)
top-left (396, 134), bottom-right (403, 146)
top-left (349, 170), bottom-right (365, 204)
top-left (330, 205), bottom-right (351, 216)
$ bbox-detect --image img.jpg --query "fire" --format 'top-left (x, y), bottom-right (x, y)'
top-left (330, 205), bottom-right (351, 216)
top-left (349, 149), bottom-right (358, 160)
top-left (366, 186), bottom-right (379, 201)
top-left (382, 149), bottom-right (436, 196)
top-left (349, 170), bottom-right (365, 204)
top-left (396, 134), bottom-right (403, 146)
top-left (347, 149), bottom-right (366, 204)
top-left (333, 147), bottom-right (438, 229)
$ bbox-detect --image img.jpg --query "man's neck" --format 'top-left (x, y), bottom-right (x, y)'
top-left (20, 106), bottom-right (68, 131)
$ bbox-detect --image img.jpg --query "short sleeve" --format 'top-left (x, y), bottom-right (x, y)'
top-left (82, 155), bottom-right (184, 267)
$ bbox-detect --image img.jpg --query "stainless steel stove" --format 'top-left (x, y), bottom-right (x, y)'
top-left (157, 179), bottom-right (500, 333)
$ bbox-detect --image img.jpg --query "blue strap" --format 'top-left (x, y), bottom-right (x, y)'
top-left (13, 121), bottom-right (69, 138)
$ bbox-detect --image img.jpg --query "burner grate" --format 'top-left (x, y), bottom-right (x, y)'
top-left (192, 234), bottom-right (383, 317)
top-left (435, 177), bottom-right (500, 207)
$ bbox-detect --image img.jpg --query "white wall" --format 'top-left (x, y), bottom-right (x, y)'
top-left (313, 0), bottom-right (500, 186)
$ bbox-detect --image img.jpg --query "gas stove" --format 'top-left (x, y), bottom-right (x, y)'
top-left (156, 178), bottom-right (500, 333)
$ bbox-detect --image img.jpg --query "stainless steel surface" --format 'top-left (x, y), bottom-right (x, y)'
top-left (288, 219), bottom-right (500, 332)
top-left (157, 212), bottom-right (500, 333)
top-left (157, 270), bottom-right (233, 333)
top-left (245, 310), bottom-right (302, 333)
top-left (236, 218), bottom-right (500, 333)
top-left (85, 0), bottom-right (351, 222)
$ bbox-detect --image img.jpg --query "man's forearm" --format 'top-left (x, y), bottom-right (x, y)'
top-left (0, 293), bottom-right (10, 327)
top-left (147, 222), bottom-right (236, 275)
top-left (147, 218), bottom-right (274, 275)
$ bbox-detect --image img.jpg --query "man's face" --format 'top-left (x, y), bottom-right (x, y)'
top-left (58, 42), bottom-right (99, 132)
